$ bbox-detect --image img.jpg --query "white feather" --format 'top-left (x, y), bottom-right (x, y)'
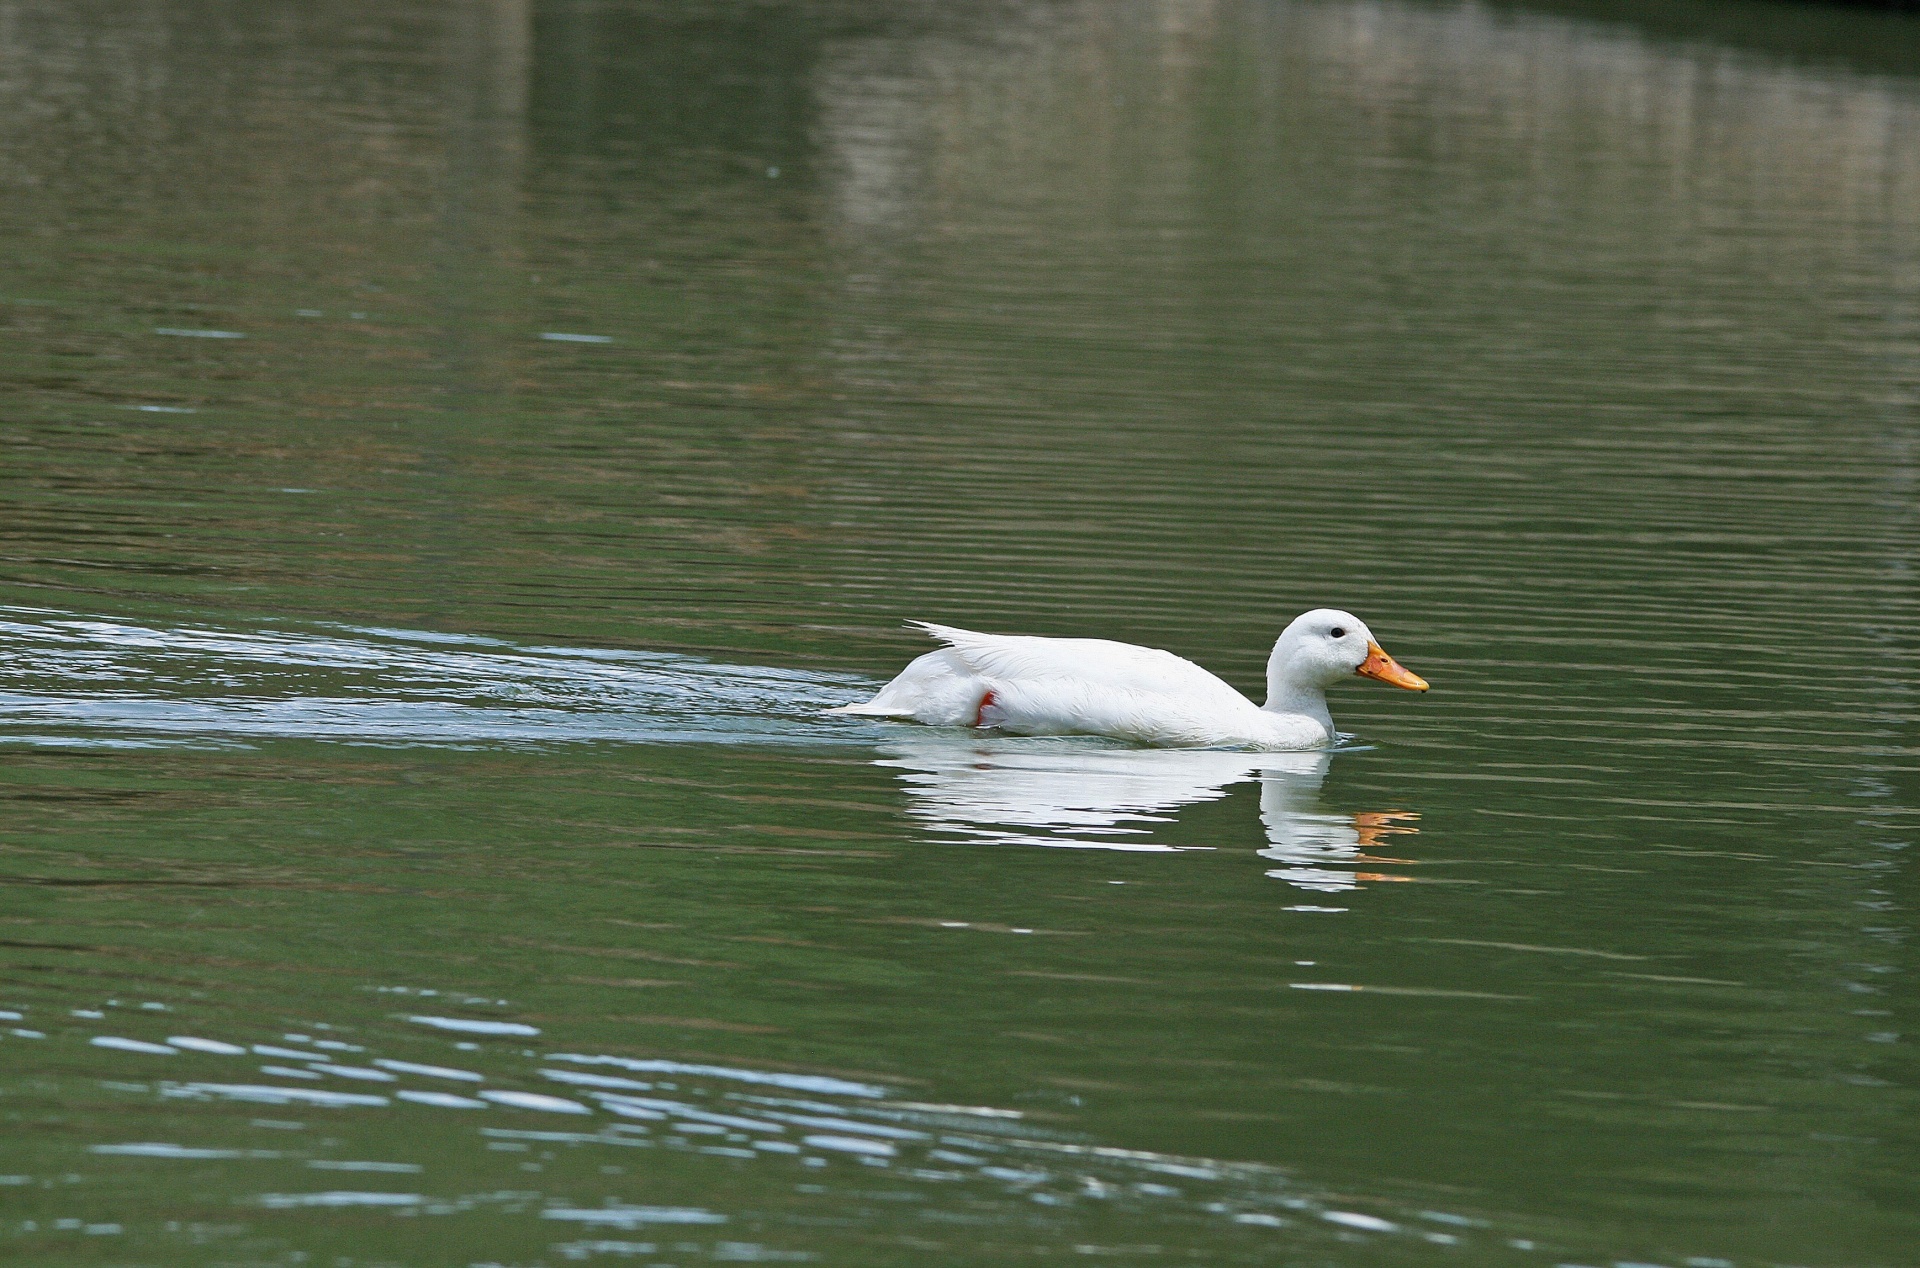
top-left (827, 610), bottom-right (1424, 751)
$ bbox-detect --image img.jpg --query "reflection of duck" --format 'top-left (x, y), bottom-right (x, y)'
top-left (876, 736), bottom-right (1293, 850)
top-left (1256, 772), bottom-right (1420, 892)
top-left (873, 735), bottom-right (1419, 891)
top-left (832, 610), bottom-right (1427, 749)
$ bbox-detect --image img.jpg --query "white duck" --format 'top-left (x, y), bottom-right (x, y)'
top-left (828, 608), bottom-right (1427, 750)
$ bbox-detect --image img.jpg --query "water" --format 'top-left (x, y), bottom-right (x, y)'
top-left (2, 0), bottom-right (1918, 1264)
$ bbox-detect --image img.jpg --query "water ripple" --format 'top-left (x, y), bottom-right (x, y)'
top-left (0, 607), bottom-right (874, 750)
top-left (37, 996), bottom-right (1534, 1263)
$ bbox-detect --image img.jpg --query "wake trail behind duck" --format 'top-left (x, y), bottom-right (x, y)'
top-left (0, 607), bottom-right (876, 751)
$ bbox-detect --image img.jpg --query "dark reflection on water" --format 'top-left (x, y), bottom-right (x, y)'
top-left (3, 0), bottom-right (1920, 1265)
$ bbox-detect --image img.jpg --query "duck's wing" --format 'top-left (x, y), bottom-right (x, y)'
top-left (910, 622), bottom-right (1253, 713)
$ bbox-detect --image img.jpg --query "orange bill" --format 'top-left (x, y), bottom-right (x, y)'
top-left (1356, 640), bottom-right (1429, 691)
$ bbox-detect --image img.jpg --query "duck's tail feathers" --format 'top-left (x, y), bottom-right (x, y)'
top-left (906, 619), bottom-right (970, 642)
top-left (906, 620), bottom-right (1038, 681)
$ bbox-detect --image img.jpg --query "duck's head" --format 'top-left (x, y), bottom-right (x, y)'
top-left (1272, 608), bottom-right (1428, 694)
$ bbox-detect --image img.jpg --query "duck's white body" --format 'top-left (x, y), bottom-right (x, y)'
top-left (829, 609), bottom-right (1426, 751)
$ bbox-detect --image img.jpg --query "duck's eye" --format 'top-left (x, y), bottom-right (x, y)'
top-left (1330, 626), bottom-right (1346, 638)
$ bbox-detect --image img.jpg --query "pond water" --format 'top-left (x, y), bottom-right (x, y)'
top-left (2, 1), bottom-right (1918, 1264)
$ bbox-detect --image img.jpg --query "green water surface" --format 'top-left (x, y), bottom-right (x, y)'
top-left (1, 1), bottom-right (1917, 1265)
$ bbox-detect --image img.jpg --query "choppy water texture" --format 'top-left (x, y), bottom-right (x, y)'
top-left (2, 1), bottom-right (1919, 1265)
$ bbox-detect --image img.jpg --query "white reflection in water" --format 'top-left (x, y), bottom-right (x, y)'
top-left (56, 1002), bottom-right (1466, 1260)
top-left (1255, 775), bottom-right (1421, 894)
top-left (873, 735), bottom-right (1419, 892)
top-left (255, 1191), bottom-right (424, 1208)
top-left (543, 1205), bottom-right (729, 1227)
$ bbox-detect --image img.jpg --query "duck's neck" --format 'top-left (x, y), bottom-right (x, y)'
top-left (1263, 650), bottom-right (1334, 737)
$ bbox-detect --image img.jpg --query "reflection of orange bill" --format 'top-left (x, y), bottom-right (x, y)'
top-left (1356, 640), bottom-right (1428, 691)
top-left (1355, 811), bottom-right (1420, 833)
top-left (1354, 810), bottom-right (1421, 851)
top-left (1355, 872), bottom-right (1415, 883)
